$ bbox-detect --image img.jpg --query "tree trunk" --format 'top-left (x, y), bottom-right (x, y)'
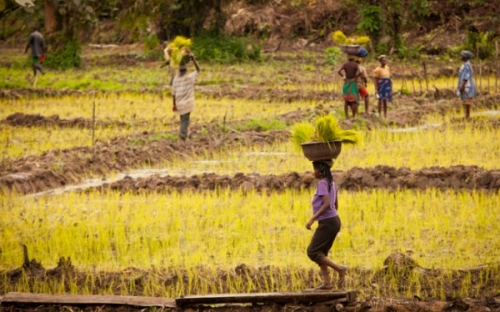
top-left (43, 0), bottom-right (58, 34)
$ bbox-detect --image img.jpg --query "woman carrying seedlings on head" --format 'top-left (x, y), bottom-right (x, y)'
top-left (306, 160), bottom-right (347, 289)
top-left (373, 55), bottom-right (392, 118)
top-left (457, 50), bottom-right (477, 119)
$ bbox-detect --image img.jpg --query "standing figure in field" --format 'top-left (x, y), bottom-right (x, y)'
top-left (171, 51), bottom-right (200, 141)
top-left (24, 25), bottom-right (46, 76)
top-left (306, 161), bottom-right (347, 289)
top-left (338, 54), bottom-right (361, 119)
top-left (373, 55), bottom-right (392, 118)
top-left (457, 50), bottom-right (477, 119)
top-left (355, 57), bottom-right (370, 115)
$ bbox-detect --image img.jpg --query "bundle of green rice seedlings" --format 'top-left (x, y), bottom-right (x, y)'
top-left (315, 115), bottom-right (343, 142)
top-left (291, 115), bottom-right (361, 151)
top-left (164, 36), bottom-right (193, 66)
top-left (339, 129), bottom-right (362, 145)
top-left (290, 122), bottom-right (315, 151)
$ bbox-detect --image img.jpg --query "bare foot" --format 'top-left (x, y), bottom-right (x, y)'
top-left (338, 267), bottom-right (347, 288)
top-left (314, 284), bottom-right (334, 290)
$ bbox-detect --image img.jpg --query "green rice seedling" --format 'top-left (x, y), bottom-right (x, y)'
top-left (290, 115), bottom-right (362, 150)
top-left (1, 189), bottom-right (498, 274)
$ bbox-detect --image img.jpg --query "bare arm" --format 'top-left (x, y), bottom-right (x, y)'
top-left (306, 195), bottom-right (330, 229)
top-left (337, 65), bottom-right (345, 78)
top-left (191, 55), bottom-right (200, 72)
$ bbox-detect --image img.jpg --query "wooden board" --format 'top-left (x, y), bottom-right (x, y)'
top-left (1, 292), bottom-right (176, 308)
top-left (1, 290), bottom-right (357, 308)
top-left (176, 290), bottom-right (357, 308)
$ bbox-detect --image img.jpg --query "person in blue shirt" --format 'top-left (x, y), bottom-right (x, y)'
top-left (457, 50), bottom-right (477, 119)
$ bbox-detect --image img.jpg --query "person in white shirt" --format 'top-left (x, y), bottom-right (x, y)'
top-left (171, 52), bottom-right (200, 141)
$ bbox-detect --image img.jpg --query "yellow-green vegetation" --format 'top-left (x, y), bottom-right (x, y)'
top-left (164, 36), bottom-right (193, 66)
top-left (1, 46), bottom-right (500, 300)
top-left (291, 115), bottom-right (362, 150)
top-left (0, 95), bottom-right (306, 159)
top-left (332, 30), bottom-right (370, 46)
top-left (1, 188), bottom-right (499, 297)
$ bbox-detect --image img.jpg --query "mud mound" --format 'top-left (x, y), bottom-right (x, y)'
top-left (2, 251), bottom-right (499, 312)
top-left (1, 112), bottom-right (129, 129)
top-left (84, 165), bottom-right (500, 194)
top-left (0, 129), bottom-right (290, 195)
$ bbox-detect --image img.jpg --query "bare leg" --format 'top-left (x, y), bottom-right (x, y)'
top-left (377, 101), bottom-right (382, 117)
top-left (464, 104), bottom-right (471, 119)
top-left (383, 102), bottom-right (388, 118)
top-left (318, 265), bottom-right (333, 288)
top-left (352, 104), bottom-right (358, 119)
top-left (364, 96), bottom-right (369, 115)
top-left (344, 102), bottom-right (349, 119)
top-left (320, 257), bottom-right (347, 288)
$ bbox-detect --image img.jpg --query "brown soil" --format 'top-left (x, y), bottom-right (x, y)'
top-left (1, 252), bottom-right (500, 312)
top-left (1, 108), bottom-right (499, 196)
top-left (86, 165), bottom-right (500, 195)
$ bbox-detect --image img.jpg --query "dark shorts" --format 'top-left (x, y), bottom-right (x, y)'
top-left (307, 216), bottom-right (341, 265)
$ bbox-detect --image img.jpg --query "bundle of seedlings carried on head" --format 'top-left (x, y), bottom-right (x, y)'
top-left (291, 115), bottom-right (361, 161)
top-left (332, 30), bottom-right (370, 56)
top-left (164, 36), bottom-right (193, 66)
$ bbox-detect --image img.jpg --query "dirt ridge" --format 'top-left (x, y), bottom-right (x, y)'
top-left (87, 165), bottom-right (500, 194)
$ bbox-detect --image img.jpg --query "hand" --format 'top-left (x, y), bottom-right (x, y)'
top-left (460, 85), bottom-right (465, 93)
top-left (172, 104), bottom-right (177, 112)
top-left (306, 219), bottom-right (314, 230)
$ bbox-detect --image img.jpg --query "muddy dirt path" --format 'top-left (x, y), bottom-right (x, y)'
top-left (83, 165), bottom-right (499, 194)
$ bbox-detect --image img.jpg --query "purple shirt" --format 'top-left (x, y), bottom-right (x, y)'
top-left (311, 179), bottom-right (338, 220)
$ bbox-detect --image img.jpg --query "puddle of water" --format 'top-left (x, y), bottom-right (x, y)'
top-left (474, 110), bottom-right (500, 116)
top-left (387, 123), bottom-right (442, 133)
top-left (28, 168), bottom-right (200, 197)
top-left (245, 152), bottom-right (287, 156)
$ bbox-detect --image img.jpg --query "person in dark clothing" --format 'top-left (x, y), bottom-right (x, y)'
top-left (306, 160), bottom-right (347, 289)
top-left (24, 26), bottom-right (46, 76)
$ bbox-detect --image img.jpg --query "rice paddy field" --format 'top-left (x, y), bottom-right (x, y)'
top-left (0, 44), bottom-right (499, 311)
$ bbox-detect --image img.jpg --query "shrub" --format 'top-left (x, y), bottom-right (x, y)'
top-left (191, 34), bottom-right (261, 63)
top-left (324, 46), bottom-right (342, 65)
top-left (43, 40), bottom-right (81, 69)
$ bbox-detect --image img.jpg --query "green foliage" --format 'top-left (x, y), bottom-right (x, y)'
top-left (43, 40), bottom-right (81, 69)
top-left (290, 122), bottom-right (315, 151)
top-left (397, 44), bottom-right (424, 60)
top-left (376, 42), bottom-right (390, 56)
top-left (191, 34), bottom-right (261, 64)
top-left (145, 33), bottom-right (160, 52)
top-left (324, 46), bottom-right (342, 65)
top-left (291, 115), bottom-right (362, 149)
top-left (357, 5), bottom-right (383, 43)
top-left (462, 30), bottom-right (495, 59)
top-left (235, 118), bottom-right (287, 132)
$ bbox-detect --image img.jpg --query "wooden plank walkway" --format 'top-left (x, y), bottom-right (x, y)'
top-left (176, 290), bottom-right (357, 308)
top-left (1, 290), bottom-right (357, 309)
top-left (0, 292), bottom-right (176, 308)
